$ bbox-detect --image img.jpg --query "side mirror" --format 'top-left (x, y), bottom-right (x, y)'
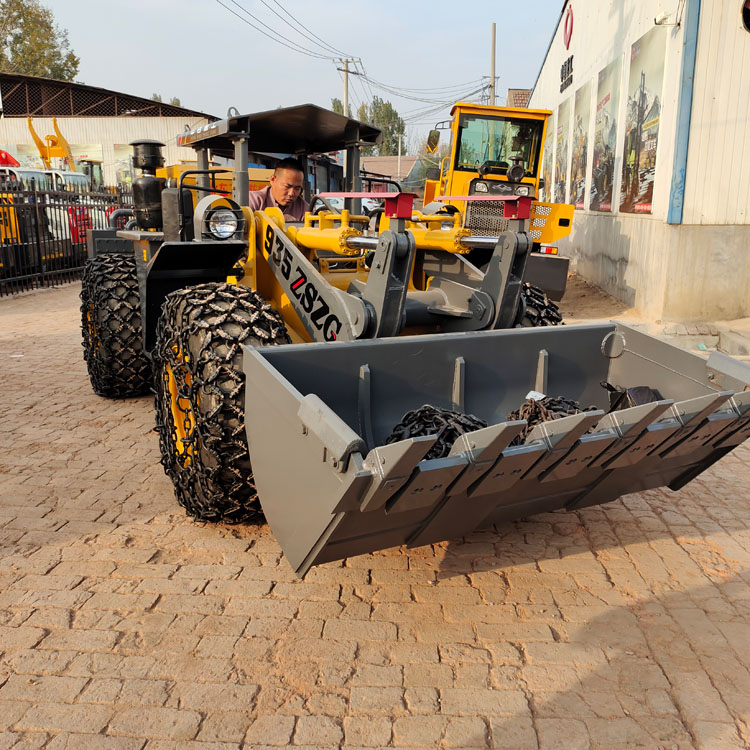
top-left (425, 167), bottom-right (440, 181)
top-left (538, 178), bottom-right (545, 189)
top-left (426, 129), bottom-right (440, 154)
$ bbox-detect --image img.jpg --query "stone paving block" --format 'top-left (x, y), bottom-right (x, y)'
top-left (293, 715), bottom-right (344, 745)
top-left (15, 703), bottom-right (113, 733)
top-left (109, 707), bottom-right (202, 740)
top-left (343, 716), bottom-right (393, 746)
top-left (244, 715), bottom-right (295, 746)
top-left (440, 687), bottom-right (530, 717)
top-left (392, 715), bottom-right (448, 746)
top-left (0, 674), bottom-right (88, 703)
top-left (46, 734), bottom-right (146, 750)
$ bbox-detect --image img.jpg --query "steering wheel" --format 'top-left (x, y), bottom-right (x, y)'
top-left (478, 160), bottom-right (508, 176)
top-left (310, 195), bottom-right (341, 214)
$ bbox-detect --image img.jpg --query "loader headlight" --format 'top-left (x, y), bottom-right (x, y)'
top-left (515, 186), bottom-right (530, 196)
top-left (507, 163), bottom-right (526, 183)
top-left (207, 208), bottom-right (239, 239)
top-left (474, 182), bottom-right (489, 192)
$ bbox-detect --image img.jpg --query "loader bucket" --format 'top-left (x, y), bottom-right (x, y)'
top-left (243, 324), bottom-right (750, 576)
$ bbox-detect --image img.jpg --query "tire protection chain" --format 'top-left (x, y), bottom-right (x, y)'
top-left (153, 282), bottom-right (290, 524)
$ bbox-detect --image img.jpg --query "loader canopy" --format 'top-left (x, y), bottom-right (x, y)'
top-left (243, 323), bottom-right (750, 576)
top-left (177, 104), bottom-right (382, 158)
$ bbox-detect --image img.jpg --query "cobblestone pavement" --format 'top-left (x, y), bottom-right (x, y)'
top-left (1, 282), bottom-right (750, 750)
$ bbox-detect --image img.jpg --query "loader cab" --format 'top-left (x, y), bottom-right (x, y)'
top-left (435, 103), bottom-right (549, 215)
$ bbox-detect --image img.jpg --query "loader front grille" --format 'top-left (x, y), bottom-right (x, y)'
top-left (465, 200), bottom-right (510, 235)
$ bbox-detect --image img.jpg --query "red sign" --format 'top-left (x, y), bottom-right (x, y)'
top-left (564, 5), bottom-right (574, 49)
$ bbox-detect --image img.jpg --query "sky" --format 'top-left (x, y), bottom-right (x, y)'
top-left (49, 0), bottom-right (564, 151)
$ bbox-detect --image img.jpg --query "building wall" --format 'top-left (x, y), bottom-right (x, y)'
top-left (530, 0), bottom-right (750, 321)
top-left (0, 116), bottom-right (210, 186)
top-left (683, 3), bottom-right (750, 224)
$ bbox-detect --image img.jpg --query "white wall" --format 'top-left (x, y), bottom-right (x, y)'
top-left (530, 0), bottom-right (686, 221)
top-left (529, 1), bottom-right (750, 321)
top-left (0, 115), bottom-right (210, 185)
top-left (683, 3), bottom-right (750, 224)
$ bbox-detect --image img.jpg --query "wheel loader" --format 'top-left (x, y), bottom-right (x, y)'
top-left (423, 102), bottom-right (573, 301)
top-left (81, 104), bottom-right (750, 577)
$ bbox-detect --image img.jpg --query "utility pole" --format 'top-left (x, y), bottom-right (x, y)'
top-left (397, 133), bottom-right (402, 181)
top-left (333, 57), bottom-right (361, 187)
top-left (342, 59), bottom-right (349, 117)
top-left (490, 22), bottom-right (496, 106)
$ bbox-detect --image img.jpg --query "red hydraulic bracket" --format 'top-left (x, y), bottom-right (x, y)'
top-left (318, 192), bottom-right (417, 219)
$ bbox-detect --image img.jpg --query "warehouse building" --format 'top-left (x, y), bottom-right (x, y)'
top-left (530, 1), bottom-right (750, 321)
top-left (0, 73), bottom-right (215, 186)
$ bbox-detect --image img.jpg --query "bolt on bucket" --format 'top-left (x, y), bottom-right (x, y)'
top-left (243, 323), bottom-right (750, 576)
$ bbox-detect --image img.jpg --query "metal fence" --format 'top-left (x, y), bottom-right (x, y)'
top-left (0, 184), bottom-right (133, 296)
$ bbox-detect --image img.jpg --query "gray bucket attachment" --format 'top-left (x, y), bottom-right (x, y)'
top-left (243, 323), bottom-right (750, 576)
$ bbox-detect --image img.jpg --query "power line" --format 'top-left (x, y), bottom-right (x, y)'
top-left (265, 0), bottom-right (353, 58)
top-left (214, 0), bottom-right (334, 60)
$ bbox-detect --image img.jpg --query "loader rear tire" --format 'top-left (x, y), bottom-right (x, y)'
top-left (80, 253), bottom-right (151, 398)
top-left (153, 282), bottom-right (290, 524)
top-left (518, 282), bottom-right (564, 327)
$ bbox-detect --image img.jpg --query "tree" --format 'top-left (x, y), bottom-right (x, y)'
top-left (152, 94), bottom-right (182, 107)
top-left (331, 97), bottom-right (351, 118)
top-left (0, 0), bottom-right (79, 80)
top-left (356, 97), bottom-right (406, 157)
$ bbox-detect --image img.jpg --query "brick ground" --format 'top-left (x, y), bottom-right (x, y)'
top-left (1, 282), bottom-right (750, 750)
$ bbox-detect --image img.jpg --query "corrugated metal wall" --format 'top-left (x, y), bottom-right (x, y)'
top-left (0, 116), bottom-right (210, 185)
top-left (683, 3), bottom-right (750, 225)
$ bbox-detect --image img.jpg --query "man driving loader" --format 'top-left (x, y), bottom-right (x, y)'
top-left (245, 157), bottom-right (307, 220)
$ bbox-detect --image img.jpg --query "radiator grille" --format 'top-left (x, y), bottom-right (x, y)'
top-left (465, 200), bottom-right (510, 234)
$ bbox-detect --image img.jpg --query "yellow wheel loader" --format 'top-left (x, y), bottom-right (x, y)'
top-left (423, 102), bottom-right (573, 300)
top-left (81, 105), bottom-right (750, 577)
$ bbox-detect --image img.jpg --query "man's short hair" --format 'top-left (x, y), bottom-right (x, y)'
top-left (274, 158), bottom-right (304, 175)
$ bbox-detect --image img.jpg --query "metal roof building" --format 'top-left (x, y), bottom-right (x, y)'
top-left (0, 73), bottom-right (216, 185)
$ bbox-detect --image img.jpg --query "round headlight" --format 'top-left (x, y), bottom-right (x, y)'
top-left (208, 208), bottom-right (238, 239)
top-left (474, 181), bottom-right (489, 193)
top-left (507, 164), bottom-right (526, 183)
top-left (515, 186), bottom-right (530, 196)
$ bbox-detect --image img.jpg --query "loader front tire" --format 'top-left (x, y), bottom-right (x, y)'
top-left (153, 283), bottom-right (290, 524)
top-left (80, 253), bottom-right (151, 398)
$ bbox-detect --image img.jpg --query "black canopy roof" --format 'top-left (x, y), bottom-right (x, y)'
top-left (177, 104), bottom-right (382, 157)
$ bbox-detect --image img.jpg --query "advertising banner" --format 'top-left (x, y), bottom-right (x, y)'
top-left (113, 145), bottom-right (134, 185)
top-left (70, 144), bottom-right (103, 171)
top-left (541, 113), bottom-right (554, 203)
top-left (590, 57), bottom-right (620, 212)
top-left (554, 97), bottom-right (571, 204)
top-left (570, 81), bottom-right (591, 209)
top-left (620, 26), bottom-right (666, 214)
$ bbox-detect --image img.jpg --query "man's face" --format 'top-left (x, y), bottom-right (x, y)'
top-left (269, 168), bottom-right (304, 207)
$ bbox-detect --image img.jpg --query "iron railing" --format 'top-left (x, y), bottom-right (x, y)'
top-left (0, 184), bottom-right (132, 296)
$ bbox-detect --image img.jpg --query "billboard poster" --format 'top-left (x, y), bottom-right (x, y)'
top-left (14, 145), bottom-right (44, 169)
top-left (620, 26), bottom-right (666, 214)
top-left (70, 144), bottom-right (103, 171)
top-left (113, 144), bottom-right (134, 185)
top-left (554, 97), bottom-right (571, 203)
top-left (590, 57), bottom-right (621, 212)
top-left (570, 81), bottom-right (591, 209)
top-left (540, 113), bottom-right (554, 203)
